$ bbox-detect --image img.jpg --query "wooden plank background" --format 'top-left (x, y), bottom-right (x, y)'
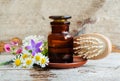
top-left (0, 53), bottom-right (120, 81)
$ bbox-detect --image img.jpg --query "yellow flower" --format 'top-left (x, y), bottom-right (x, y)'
top-left (41, 58), bottom-right (46, 64)
top-left (23, 58), bottom-right (34, 68)
top-left (22, 53), bottom-right (29, 59)
top-left (13, 57), bottom-right (22, 68)
top-left (34, 53), bottom-right (42, 64)
top-left (14, 58), bottom-right (21, 66)
top-left (26, 59), bottom-right (32, 65)
top-left (35, 55), bottom-right (41, 61)
top-left (40, 56), bottom-right (49, 68)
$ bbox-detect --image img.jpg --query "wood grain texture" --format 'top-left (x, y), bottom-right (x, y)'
top-left (0, 53), bottom-right (120, 81)
top-left (112, 45), bottom-right (120, 53)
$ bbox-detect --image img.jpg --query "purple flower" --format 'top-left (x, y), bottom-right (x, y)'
top-left (26, 39), bottom-right (42, 56)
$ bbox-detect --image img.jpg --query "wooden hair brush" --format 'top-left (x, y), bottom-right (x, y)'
top-left (73, 33), bottom-right (112, 60)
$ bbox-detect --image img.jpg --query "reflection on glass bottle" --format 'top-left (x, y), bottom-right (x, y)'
top-left (48, 16), bottom-right (73, 63)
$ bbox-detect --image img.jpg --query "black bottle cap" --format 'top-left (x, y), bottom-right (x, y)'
top-left (49, 16), bottom-right (71, 25)
top-left (49, 16), bottom-right (71, 20)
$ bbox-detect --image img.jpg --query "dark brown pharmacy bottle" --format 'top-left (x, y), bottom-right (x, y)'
top-left (48, 16), bottom-right (73, 63)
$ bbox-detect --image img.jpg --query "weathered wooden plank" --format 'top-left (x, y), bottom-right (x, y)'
top-left (49, 53), bottom-right (120, 81)
top-left (0, 53), bottom-right (120, 81)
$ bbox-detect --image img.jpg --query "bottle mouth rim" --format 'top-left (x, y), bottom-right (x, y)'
top-left (49, 16), bottom-right (71, 19)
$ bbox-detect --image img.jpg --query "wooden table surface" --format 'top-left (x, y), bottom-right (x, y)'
top-left (0, 53), bottom-right (120, 81)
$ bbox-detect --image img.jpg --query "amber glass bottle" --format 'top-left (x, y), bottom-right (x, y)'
top-left (48, 16), bottom-right (73, 63)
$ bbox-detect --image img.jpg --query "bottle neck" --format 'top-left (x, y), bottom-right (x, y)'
top-left (51, 24), bottom-right (69, 33)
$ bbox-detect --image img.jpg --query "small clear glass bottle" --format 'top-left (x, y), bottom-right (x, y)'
top-left (48, 16), bottom-right (73, 63)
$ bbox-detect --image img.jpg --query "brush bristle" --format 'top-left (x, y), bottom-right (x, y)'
top-left (73, 33), bottom-right (112, 60)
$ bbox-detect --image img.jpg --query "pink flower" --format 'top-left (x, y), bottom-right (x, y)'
top-left (10, 41), bottom-right (18, 46)
top-left (4, 44), bottom-right (11, 52)
top-left (16, 48), bottom-right (22, 54)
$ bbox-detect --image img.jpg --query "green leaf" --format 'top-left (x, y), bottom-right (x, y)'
top-left (41, 41), bottom-right (48, 56)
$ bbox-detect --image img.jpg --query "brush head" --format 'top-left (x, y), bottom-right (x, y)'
top-left (73, 33), bottom-right (112, 60)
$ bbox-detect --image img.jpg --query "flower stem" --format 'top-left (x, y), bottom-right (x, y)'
top-left (0, 60), bottom-right (13, 66)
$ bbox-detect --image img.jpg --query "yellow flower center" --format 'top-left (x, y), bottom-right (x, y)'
top-left (31, 55), bottom-right (34, 58)
top-left (35, 55), bottom-right (41, 61)
top-left (22, 54), bottom-right (28, 59)
top-left (41, 58), bottom-right (46, 64)
top-left (15, 59), bottom-right (21, 66)
top-left (26, 59), bottom-right (32, 65)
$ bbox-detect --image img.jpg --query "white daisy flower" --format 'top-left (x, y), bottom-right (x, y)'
top-left (34, 53), bottom-right (43, 64)
top-left (13, 56), bottom-right (23, 68)
top-left (20, 49), bottom-right (32, 60)
top-left (21, 53), bottom-right (30, 60)
top-left (23, 57), bottom-right (34, 68)
top-left (40, 56), bottom-right (49, 68)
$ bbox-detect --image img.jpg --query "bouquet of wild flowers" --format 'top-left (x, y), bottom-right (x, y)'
top-left (3, 35), bottom-right (49, 68)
